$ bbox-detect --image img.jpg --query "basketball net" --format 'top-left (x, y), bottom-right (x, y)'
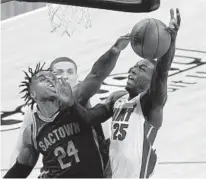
top-left (46, 3), bottom-right (92, 37)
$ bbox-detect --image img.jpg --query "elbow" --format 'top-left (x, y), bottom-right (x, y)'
top-left (161, 94), bottom-right (168, 107)
top-left (90, 69), bottom-right (106, 82)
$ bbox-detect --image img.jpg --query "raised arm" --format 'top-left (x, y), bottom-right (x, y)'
top-left (54, 76), bottom-right (127, 125)
top-left (141, 9), bottom-right (181, 128)
top-left (4, 125), bottom-right (39, 178)
top-left (71, 90), bottom-right (127, 125)
top-left (71, 102), bottom-right (112, 125)
top-left (76, 35), bottom-right (130, 105)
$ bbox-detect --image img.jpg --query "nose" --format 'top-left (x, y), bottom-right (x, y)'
top-left (62, 72), bottom-right (69, 79)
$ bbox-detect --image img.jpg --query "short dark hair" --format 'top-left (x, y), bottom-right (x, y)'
top-left (19, 63), bottom-right (46, 109)
top-left (49, 57), bottom-right (78, 72)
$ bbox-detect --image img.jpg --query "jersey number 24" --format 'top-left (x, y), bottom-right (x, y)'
top-left (54, 141), bottom-right (80, 169)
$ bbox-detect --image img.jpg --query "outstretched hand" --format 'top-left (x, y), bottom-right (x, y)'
top-left (168, 8), bottom-right (181, 41)
top-left (113, 33), bottom-right (130, 51)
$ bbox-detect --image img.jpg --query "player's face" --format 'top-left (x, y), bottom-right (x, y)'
top-left (30, 71), bottom-right (57, 101)
top-left (52, 61), bottom-right (78, 88)
top-left (126, 59), bottom-right (154, 93)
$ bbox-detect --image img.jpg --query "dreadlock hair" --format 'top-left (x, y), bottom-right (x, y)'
top-left (19, 63), bottom-right (46, 109)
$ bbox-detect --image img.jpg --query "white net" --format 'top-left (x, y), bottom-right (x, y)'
top-left (46, 3), bottom-right (92, 36)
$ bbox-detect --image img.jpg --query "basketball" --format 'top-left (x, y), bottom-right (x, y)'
top-left (130, 18), bottom-right (171, 60)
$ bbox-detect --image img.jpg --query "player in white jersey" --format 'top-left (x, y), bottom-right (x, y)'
top-left (108, 93), bottom-right (158, 178)
top-left (71, 8), bottom-right (181, 178)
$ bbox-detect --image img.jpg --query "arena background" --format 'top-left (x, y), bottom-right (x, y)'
top-left (1, 0), bottom-right (206, 177)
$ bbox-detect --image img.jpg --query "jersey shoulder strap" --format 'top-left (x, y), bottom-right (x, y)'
top-left (106, 90), bottom-right (128, 104)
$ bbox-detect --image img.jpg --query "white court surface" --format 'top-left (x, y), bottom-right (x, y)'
top-left (1, 0), bottom-right (206, 177)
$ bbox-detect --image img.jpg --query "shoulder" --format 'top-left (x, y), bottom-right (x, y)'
top-left (19, 107), bottom-right (35, 135)
top-left (106, 90), bottom-right (128, 103)
top-left (22, 124), bottom-right (33, 146)
top-left (23, 107), bottom-right (35, 122)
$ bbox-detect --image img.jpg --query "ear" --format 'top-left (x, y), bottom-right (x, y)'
top-left (30, 90), bottom-right (36, 100)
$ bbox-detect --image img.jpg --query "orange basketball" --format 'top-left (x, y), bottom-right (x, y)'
top-left (130, 18), bottom-right (171, 60)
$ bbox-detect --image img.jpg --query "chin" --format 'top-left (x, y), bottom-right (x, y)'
top-left (125, 85), bottom-right (129, 92)
top-left (125, 84), bottom-right (133, 93)
top-left (125, 83), bottom-right (140, 98)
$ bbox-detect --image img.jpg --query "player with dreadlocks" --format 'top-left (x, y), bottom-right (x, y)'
top-left (9, 34), bottom-right (130, 177)
top-left (19, 63), bottom-right (47, 108)
top-left (4, 62), bottom-right (112, 178)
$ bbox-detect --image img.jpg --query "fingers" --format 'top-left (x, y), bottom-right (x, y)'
top-left (170, 9), bottom-right (175, 20)
top-left (60, 77), bottom-right (71, 88)
top-left (46, 77), bottom-right (56, 87)
top-left (120, 33), bottom-right (130, 40)
top-left (169, 8), bottom-right (181, 30)
top-left (124, 33), bottom-right (131, 38)
top-left (60, 77), bottom-right (67, 85)
top-left (176, 8), bottom-right (181, 26)
top-left (171, 21), bottom-right (179, 30)
top-left (53, 71), bottom-right (58, 76)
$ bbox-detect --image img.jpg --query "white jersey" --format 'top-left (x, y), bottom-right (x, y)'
top-left (109, 94), bottom-right (158, 178)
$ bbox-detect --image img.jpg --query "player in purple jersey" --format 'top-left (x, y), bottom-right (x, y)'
top-left (5, 34), bottom-right (130, 178)
top-left (3, 65), bottom-right (112, 178)
top-left (9, 34), bottom-right (130, 175)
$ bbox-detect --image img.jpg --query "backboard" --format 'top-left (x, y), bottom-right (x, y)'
top-left (2, 0), bottom-right (160, 12)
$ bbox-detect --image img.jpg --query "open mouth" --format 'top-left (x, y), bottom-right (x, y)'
top-left (128, 75), bottom-right (134, 81)
top-left (47, 83), bottom-right (56, 92)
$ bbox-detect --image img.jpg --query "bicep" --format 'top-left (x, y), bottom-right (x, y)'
top-left (17, 126), bottom-right (39, 167)
top-left (17, 110), bottom-right (33, 148)
top-left (150, 69), bottom-right (168, 106)
top-left (140, 90), bottom-right (164, 128)
top-left (147, 106), bottom-right (163, 129)
top-left (10, 109), bottom-right (34, 166)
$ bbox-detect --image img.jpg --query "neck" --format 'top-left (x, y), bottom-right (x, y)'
top-left (127, 87), bottom-right (145, 100)
top-left (37, 99), bottom-right (59, 118)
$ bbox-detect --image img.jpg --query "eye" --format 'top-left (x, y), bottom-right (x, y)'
top-left (39, 78), bottom-right (46, 82)
top-left (55, 70), bottom-right (63, 75)
top-left (128, 68), bottom-right (132, 73)
top-left (139, 66), bottom-right (146, 71)
top-left (67, 69), bottom-right (75, 74)
top-left (128, 67), bottom-right (135, 73)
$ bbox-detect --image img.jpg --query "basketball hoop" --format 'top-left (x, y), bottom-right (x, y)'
top-left (46, 3), bottom-right (92, 37)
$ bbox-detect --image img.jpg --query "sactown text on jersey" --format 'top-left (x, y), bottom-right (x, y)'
top-left (38, 122), bottom-right (80, 151)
